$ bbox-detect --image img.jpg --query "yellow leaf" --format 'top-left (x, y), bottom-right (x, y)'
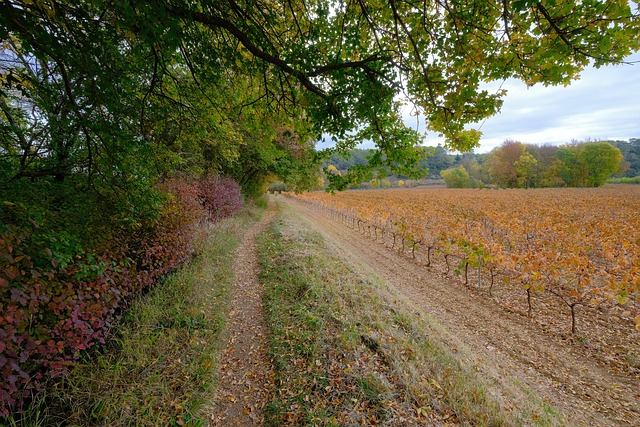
top-left (616, 294), bottom-right (629, 305)
top-left (417, 406), bottom-right (430, 417)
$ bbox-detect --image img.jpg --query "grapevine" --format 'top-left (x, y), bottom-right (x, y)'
top-left (292, 187), bottom-right (640, 334)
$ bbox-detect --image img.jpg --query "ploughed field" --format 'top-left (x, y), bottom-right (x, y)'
top-left (292, 186), bottom-right (640, 374)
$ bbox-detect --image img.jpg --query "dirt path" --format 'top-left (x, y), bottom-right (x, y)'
top-left (283, 197), bottom-right (640, 427)
top-left (207, 207), bottom-right (275, 426)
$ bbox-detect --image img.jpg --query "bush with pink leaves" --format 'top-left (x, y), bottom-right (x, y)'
top-left (198, 176), bottom-right (244, 221)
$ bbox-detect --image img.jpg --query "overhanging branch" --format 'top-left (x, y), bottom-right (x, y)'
top-left (167, 6), bottom-right (331, 102)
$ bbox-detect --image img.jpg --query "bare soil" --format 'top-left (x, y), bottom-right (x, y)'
top-left (207, 208), bottom-right (276, 426)
top-left (283, 197), bottom-right (640, 427)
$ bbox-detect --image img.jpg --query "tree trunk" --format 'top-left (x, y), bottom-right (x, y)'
top-left (464, 260), bottom-right (469, 286)
top-left (489, 269), bottom-right (496, 296)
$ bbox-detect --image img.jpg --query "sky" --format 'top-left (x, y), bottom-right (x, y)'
top-left (318, 52), bottom-right (640, 154)
top-left (425, 51), bottom-right (640, 153)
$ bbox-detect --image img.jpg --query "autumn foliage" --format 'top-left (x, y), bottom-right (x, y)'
top-left (0, 176), bottom-right (243, 415)
top-left (294, 187), bottom-right (640, 335)
top-left (198, 176), bottom-right (245, 222)
top-left (485, 140), bottom-right (624, 188)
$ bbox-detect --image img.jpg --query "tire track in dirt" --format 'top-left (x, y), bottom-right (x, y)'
top-left (284, 197), bottom-right (639, 427)
top-left (207, 206), bottom-right (275, 426)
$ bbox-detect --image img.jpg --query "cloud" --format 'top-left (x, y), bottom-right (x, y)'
top-left (463, 53), bottom-right (640, 152)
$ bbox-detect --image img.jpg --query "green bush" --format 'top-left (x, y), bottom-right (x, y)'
top-left (607, 176), bottom-right (640, 184)
top-left (441, 167), bottom-right (472, 188)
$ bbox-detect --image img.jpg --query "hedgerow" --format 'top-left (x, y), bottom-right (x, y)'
top-left (0, 176), bottom-right (243, 415)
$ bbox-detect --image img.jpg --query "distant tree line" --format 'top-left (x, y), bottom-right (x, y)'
top-left (325, 138), bottom-right (638, 189)
top-left (449, 139), bottom-right (627, 188)
top-left (609, 138), bottom-right (640, 177)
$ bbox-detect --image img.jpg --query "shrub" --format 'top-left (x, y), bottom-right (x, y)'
top-left (0, 176), bottom-right (243, 416)
top-left (607, 176), bottom-right (640, 184)
top-left (441, 167), bottom-right (472, 188)
top-left (0, 225), bottom-right (128, 414)
top-left (269, 182), bottom-right (288, 194)
top-left (198, 176), bottom-right (244, 221)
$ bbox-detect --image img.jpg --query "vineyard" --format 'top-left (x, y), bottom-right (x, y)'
top-left (292, 187), bottom-right (640, 345)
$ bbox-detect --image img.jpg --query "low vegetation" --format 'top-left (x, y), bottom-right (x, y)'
top-left (295, 187), bottom-right (640, 338)
top-left (4, 203), bottom-right (263, 426)
top-left (608, 176), bottom-right (640, 184)
top-left (258, 205), bottom-right (561, 426)
top-left (1, 177), bottom-right (245, 415)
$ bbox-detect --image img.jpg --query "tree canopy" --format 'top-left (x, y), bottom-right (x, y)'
top-left (609, 138), bottom-right (640, 177)
top-left (1, 0), bottom-right (639, 193)
top-left (441, 166), bottom-right (471, 188)
top-left (481, 140), bottom-right (624, 188)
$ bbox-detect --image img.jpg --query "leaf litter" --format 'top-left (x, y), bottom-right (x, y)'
top-left (206, 207), bottom-right (276, 426)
